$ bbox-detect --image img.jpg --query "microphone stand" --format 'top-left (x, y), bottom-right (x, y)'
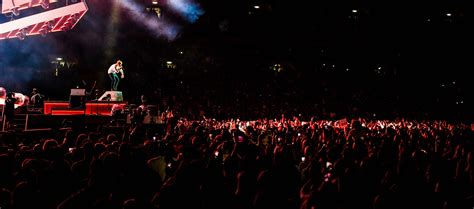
top-left (1, 103), bottom-right (5, 132)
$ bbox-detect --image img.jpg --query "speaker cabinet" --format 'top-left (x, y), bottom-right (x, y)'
top-left (69, 89), bottom-right (85, 109)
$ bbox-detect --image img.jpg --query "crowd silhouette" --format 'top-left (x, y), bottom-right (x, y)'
top-left (1, 115), bottom-right (473, 209)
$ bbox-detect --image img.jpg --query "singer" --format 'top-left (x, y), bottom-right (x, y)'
top-left (107, 60), bottom-right (125, 91)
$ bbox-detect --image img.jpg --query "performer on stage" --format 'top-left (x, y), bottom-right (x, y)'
top-left (107, 60), bottom-right (125, 91)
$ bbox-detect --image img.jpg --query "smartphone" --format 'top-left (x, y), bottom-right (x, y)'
top-left (69, 148), bottom-right (75, 153)
top-left (153, 136), bottom-right (156, 141)
top-left (298, 133), bottom-right (301, 137)
top-left (326, 162), bottom-right (332, 168)
top-left (167, 163), bottom-right (172, 168)
top-left (301, 157), bottom-right (305, 162)
top-left (214, 151), bottom-right (219, 157)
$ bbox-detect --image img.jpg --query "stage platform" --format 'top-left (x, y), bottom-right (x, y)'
top-left (44, 101), bottom-right (127, 116)
top-left (3, 100), bottom-right (136, 132)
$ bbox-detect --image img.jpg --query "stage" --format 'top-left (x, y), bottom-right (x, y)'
top-left (0, 90), bottom-right (162, 132)
top-left (43, 100), bottom-right (127, 116)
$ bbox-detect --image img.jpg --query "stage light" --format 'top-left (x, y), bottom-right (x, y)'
top-left (40, 0), bottom-right (50, 9)
top-left (452, 81), bottom-right (456, 85)
top-left (273, 64), bottom-right (283, 72)
top-left (254, 5), bottom-right (260, 9)
top-left (11, 8), bottom-right (20, 16)
top-left (346, 68), bottom-right (350, 72)
top-left (152, 0), bottom-right (158, 5)
top-left (39, 29), bottom-right (48, 36)
top-left (179, 51), bottom-right (183, 54)
top-left (149, 7), bottom-right (161, 17)
top-left (352, 9), bottom-right (358, 13)
top-left (378, 66), bottom-right (382, 70)
top-left (45, 21), bottom-right (53, 30)
top-left (165, 61), bottom-right (176, 69)
top-left (446, 13), bottom-right (452, 17)
top-left (39, 21), bottom-right (53, 36)
top-left (16, 28), bottom-right (27, 40)
top-left (56, 57), bottom-right (63, 61)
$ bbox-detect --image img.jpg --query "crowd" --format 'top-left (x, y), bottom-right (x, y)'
top-left (1, 115), bottom-right (473, 209)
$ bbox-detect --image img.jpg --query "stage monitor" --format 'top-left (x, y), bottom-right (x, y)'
top-left (69, 88), bottom-right (85, 108)
top-left (70, 88), bottom-right (86, 96)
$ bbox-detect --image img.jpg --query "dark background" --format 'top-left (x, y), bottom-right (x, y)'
top-left (0, 0), bottom-right (472, 120)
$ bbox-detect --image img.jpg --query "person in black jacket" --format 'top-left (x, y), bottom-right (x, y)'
top-left (4, 92), bottom-right (17, 129)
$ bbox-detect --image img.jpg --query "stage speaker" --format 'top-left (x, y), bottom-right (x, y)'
top-left (69, 89), bottom-right (85, 109)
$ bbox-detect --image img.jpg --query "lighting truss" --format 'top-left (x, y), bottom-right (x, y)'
top-left (0, 1), bottom-right (88, 40)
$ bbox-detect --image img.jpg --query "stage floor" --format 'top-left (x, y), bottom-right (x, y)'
top-left (44, 101), bottom-right (127, 116)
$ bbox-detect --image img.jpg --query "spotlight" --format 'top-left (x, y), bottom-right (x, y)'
top-left (352, 9), bottom-right (358, 13)
top-left (39, 29), bottom-right (48, 37)
top-left (152, 0), bottom-right (158, 5)
top-left (46, 21), bottom-right (54, 30)
top-left (66, 14), bottom-right (79, 24)
top-left (40, 0), bottom-right (50, 9)
top-left (16, 28), bottom-right (26, 40)
top-left (10, 7), bottom-right (20, 16)
top-left (254, 5), bottom-right (260, 9)
top-left (60, 25), bottom-right (70, 31)
top-left (39, 21), bottom-right (53, 36)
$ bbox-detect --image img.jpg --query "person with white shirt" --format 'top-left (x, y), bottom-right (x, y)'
top-left (108, 60), bottom-right (125, 91)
